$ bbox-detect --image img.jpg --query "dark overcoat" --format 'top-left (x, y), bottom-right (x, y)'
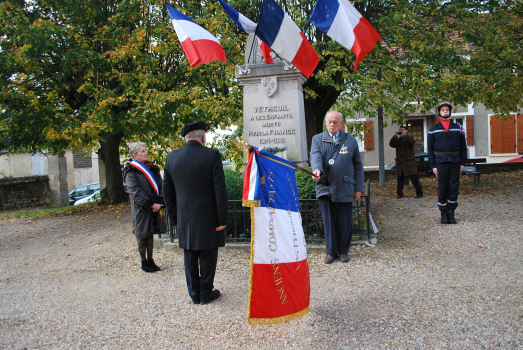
top-left (310, 130), bottom-right (365, 202)
top-left (163, 141), bottom-right (228, 251)
top-left (389, 135), bottom-right (418, 176)
top-left (123, 163), bottom-right (164, 240)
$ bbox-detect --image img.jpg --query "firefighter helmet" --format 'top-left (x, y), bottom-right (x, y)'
top-left (436, 101), bottom-right (453, 117)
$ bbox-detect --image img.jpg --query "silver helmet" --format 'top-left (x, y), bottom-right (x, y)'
top-left (436, 101), bottom-right (453, 117)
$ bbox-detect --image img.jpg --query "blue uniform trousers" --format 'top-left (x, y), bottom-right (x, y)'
top-left (184, 247), bottom-right (218, 303)
top-left (436, 163), bottom-right (461, 211)
top-left (319, 196), bottom-right (353, 256)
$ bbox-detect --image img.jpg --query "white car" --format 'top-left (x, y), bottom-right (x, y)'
top-left (74, 190), bottom-right (101, 206)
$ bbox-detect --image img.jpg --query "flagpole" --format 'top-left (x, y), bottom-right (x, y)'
top-left (225, 54), bottom-right (250, 74)
top-left (232, 140), bottom-right (325, 182)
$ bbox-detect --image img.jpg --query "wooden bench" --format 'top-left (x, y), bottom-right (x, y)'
top-left (463, 158), bottom-right (487, 188)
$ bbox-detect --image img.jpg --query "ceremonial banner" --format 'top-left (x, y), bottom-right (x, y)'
top-left (256, 0), bottom-right (319, 77)
top-left (218, 0), bottom-right (274, 64)
top-left (243, 147), bottom-right (310, 325)
top-left (165, 2), bottom-right (226, 67)
top-left (309, 0), bottom-right (381, 70)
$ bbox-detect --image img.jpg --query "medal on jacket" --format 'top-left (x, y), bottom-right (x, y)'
top-left (339, 145), bottom-right (348, 154)
top-left (328, 159), bottom-right (335, 165)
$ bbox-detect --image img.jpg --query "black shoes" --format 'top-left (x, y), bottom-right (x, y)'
top-left (396, 195), bottom-right (403, 199)
top-left (141, 260), bottom-right (155, 273)
top-left (324, 254), bottom-right (338, 264)
top-left (147, 259), bottom-right (161, 272)
top-left (141, 259), bottom-right (161, 273)
top-left (440, 211), bottom-right (449, 224)
top-left (339, 254), bottom-right (349, 263)
top-left (415, 194), bottom-right (424, 198)
top-left (448, 209), bottom-right (457, 224)
top-left (201, 290), bottom-right (221, 305)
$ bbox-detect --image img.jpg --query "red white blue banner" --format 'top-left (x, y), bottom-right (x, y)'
top-left (309, 0), bottom-right (381, 70)
top-left (130, 160), bottom-right (159, 195)
top-left (243, 148), bottom-right (310, 325)
top-left (218, 0), bottom-right (274, 64)
top-left (165, 2), bottom-right (226, 67)
top-left (256, 0), bottom-right (319, 77)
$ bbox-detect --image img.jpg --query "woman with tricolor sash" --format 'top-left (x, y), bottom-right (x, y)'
top-left (123, 142), bottom-right (164, 273)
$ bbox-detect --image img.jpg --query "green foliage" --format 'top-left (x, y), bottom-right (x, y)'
top-left (296, 167), bottom-right (316, 199)
top-left (224, 168), bottom-right (243, 200)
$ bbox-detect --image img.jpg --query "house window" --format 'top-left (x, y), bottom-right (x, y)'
top-left (490, 114), bottom-right (516, 154)
top-left (73, 150), bottom-right (92, 168)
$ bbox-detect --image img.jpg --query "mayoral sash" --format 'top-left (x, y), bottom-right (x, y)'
top-left (129, 160), bottom-right (159, 195)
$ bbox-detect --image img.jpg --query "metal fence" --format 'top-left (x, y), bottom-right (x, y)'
top-left (161, 180), bottom-right (372, 244)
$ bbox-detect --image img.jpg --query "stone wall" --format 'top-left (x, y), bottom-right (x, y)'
top-left (0, 175), bottom-right (50, 210)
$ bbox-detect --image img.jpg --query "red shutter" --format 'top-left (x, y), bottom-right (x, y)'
top-left (502, 114), bottom-right (516, 153)
top-left (363, 121), bottom-right (374, 150)
top-left (491, 116), bottom-right (503, 154)
top-left (491, 114), bottom-right (516, 154)
top-left (466, 115), bottom-right (474, 146)
top-left (518, 114), bottom-right (523, 153)
top-left (432, 116), bottom-right (440, 126)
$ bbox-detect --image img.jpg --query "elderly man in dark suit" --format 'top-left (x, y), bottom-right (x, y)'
top-left (163, 121), bottom-right (228, 305)
top-left (310, 111), bottom-right (365, 264)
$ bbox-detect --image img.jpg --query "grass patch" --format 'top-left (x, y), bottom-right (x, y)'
top-left (1, 202), bottom-right (129, 220)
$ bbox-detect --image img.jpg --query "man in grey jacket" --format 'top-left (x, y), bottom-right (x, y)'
top-left (310, 111), bottom-right (365, 264)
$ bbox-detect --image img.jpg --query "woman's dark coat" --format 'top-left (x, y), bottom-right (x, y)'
top-left (389, 135), bottom-right (418, 176)
top-left (123, 162), bottom-right (164, 240)
top-left (162, 141), bottom-right (228, 251)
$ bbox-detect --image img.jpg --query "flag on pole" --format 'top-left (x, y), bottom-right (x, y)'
top-left (256, 0), bottom-right (319, 77)
top-left (165, 2), bottom-right (226, 67)
top-left (243, 147), bottom-right (310, 325)
top-left (217, 0), bottom-right (274, 64)
top-left (309, 0), bottom-right (381, 70)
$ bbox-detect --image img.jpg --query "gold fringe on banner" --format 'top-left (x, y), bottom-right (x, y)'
top-left (248, 307), bottom-right (310, 326)
top-left (242, 199), bottom-right (260, 208)
top-left (247, 206), bottom-right (256, 321)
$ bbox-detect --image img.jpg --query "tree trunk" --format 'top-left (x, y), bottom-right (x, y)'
top-left (98, 132), bottom-right (128, 204)
top-left (303, 71), bottom-right (344, 154)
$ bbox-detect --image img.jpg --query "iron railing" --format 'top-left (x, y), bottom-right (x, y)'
top-left (160, 180), bottom-right (372, 244)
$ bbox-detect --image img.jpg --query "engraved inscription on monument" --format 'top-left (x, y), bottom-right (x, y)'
top-left (236, 63), bottom-right (309, 165)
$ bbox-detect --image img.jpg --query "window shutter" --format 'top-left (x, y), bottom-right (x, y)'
top-left (503, 114), bottom-right (516, 153)
top-left (363, 121), bottom-right (374, 150)
top-left (490, 116), bottom-right (503, 154)
top-left (466, 115), bottom-right (474, 146)
top-left (432, 116), bottom-right (440, 126)
top-left (490, 115), bottom-right (516, 154)
top-left (517, 114), bottom-right (523, 153)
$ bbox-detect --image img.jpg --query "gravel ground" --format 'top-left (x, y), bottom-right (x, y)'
top-left (0, 189), bottom-right (522, 349)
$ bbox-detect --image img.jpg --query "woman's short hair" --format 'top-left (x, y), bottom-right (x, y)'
top-left (128, 142), bottom-right (146, 157)
top-left (185, 129), bottom-right (205, 140)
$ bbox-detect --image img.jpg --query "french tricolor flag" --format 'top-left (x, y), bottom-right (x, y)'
top-left (309, 0), bottom-right (381, 70)
top-left (218, 0), bottom-right (274, 64)
top-left (165, 2), bottom-right (226, 67)
top-left (256, 0), bottom-right (319, 78)
top-left (243, 148), bottom-right (310, 325)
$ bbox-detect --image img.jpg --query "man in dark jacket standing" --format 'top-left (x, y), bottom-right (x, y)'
top-left (427, 101), bottom-right (467, 224)
top-left (310, 111), bottom-right (365, 264)
top-left (163, 121), bottom-right (228, 305)
top-left (389, 125), bottom-right (424, 199)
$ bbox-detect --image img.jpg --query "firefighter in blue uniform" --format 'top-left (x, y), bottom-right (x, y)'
top-left (427, 102), bottom-right (467, 224)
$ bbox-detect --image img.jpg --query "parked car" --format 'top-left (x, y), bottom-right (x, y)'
top-left (503, 156), bottom-right (523, 163)
top-left (385, 153), bottom-right (434, 175)
top-left (74, 190), bottom-right (101, 206)
top-left (69, 182), bottom-right (100, 205)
